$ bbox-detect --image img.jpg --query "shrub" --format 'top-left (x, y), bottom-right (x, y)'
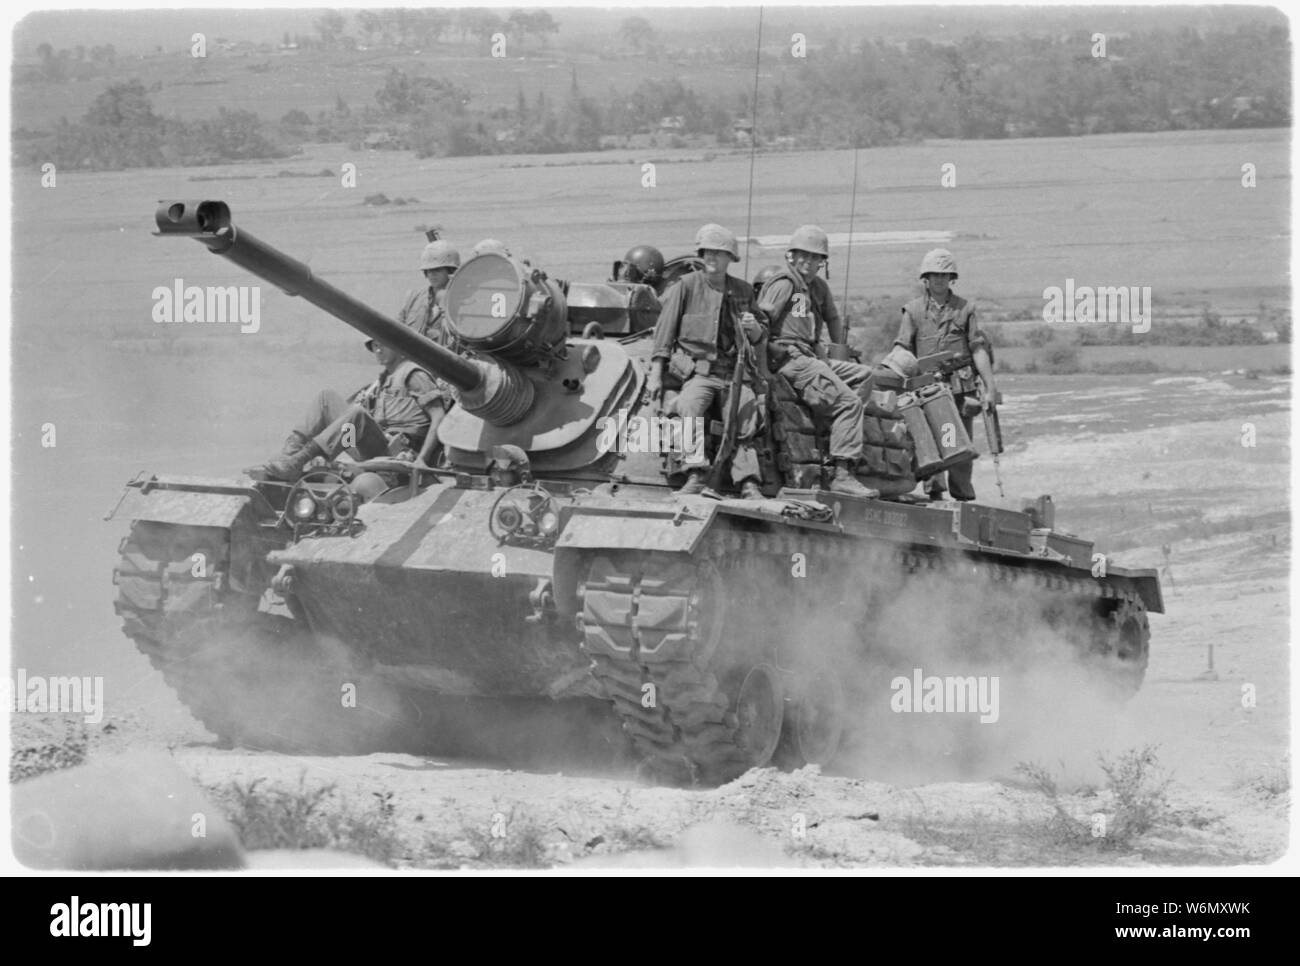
top-left (1037, 344), bottom-right (1081, 373)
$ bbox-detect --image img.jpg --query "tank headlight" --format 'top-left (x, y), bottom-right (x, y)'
top-left (538, 510), bottom-right (560, 535)
top-left (292, 494), bottom-right (318, 521)
top-left (495, 504), bottom-right (524, 533)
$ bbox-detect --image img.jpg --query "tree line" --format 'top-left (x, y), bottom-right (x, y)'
top-left (15, 21), bottom-right (1288, 170)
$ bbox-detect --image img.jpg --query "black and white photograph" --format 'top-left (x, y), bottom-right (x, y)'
top-left (6, 1), bottom-right (1292, 884)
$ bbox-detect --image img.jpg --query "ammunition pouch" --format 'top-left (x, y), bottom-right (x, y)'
top-left (669, 347), bottom-right (740, 382)
top-left (668, 348), bottom-right (697, 383)
top-left (949, 364), bottom-right (979, 398)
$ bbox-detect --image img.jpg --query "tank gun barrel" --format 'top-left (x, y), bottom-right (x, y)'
top-left (155, 201), bottom-right (535, 424)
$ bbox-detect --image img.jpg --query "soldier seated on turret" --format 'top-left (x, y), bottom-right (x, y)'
top-left (245, 340), bottom-right (446, 482)
top-left (757, 224), bottom-right (877, 498)
top-left (646, 224), bottom-right (767, 499)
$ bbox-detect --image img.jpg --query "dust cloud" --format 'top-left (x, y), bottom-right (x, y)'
top-left (179, 623), bottom-right (633, 775)
top-left (777, 549), bottom-right (1141, 787)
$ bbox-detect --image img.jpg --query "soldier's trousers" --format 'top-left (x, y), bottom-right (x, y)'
top-left (928, 396), bottom-right (977, 501)
top-left (671, 372), bottom-right (760, 484)
top-left (776, 354), bottom-right (870, 462)
top-left (294, 390), bottom-right (429, 460)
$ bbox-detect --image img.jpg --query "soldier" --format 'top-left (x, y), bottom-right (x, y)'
top-left (893, 248), bottom-right (997, 501)
top-left (615, 244), bottom-right (667, 294)
top-left (397, 239), bottom-right (461, 347)
top-left (647, 223), bottom-right (767, 499)
top-left (757, 225), bottom-right (877, 497)
top-left (395, 238), bottom-right (462, 443)
top-left (246, 340), bottom-right (446, 482)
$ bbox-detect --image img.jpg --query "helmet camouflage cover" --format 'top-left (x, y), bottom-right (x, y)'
top-left (787, 224), bottom-right (830, 258)
top-left (919, 248), bottom-right (958, 279)
top-left (470, 238), bottom-right (512, 259)
top-left (419, 240), bottom-right (460, 271)
top-left (694, 223), bottom-right (740, 261)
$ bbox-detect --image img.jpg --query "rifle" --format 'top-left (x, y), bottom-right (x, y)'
top-left (979, 378), bottom-right (1005, 498)
top-left (708, 299), bottom-right (757, 493)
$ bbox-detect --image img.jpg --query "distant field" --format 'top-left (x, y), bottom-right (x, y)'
top-left (997, 344), bottom-right (1291, 373)
top-left (11, 128), bottom-right (1288, 354)
top-left (10, 45), bottom-right (761, 132)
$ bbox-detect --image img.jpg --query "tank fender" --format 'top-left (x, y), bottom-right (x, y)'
top-left (1121, 570), bottom-right (1165, 615)
top-left (112, 477), bottom-right (281, 595)
top-left (551, 504), bottom-right (716, 618)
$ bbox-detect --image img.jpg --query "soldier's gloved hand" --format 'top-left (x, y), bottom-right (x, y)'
top-left (739, 311), bottom-right (763, 344)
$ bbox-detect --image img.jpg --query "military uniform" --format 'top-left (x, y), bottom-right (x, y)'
top-left (650, 271), bottom-right (766, 484)
top-left (397, 285), bottom-right (462, 407)
top-left (894, 292), bottom-right (992, 500)
top-left (758, 269), bottom-right (870, 465)
top-left (296, 360), bottom-right (443, 461)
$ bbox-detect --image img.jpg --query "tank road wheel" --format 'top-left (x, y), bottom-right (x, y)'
top-left (733, 665), bottom-right (785, 768)
top-left (775, 670), bottom-right (846, 769)
top-left (1088, 593), bottom-right (1151, 700)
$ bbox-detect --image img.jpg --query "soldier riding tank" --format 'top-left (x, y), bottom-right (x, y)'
top-left (109, 201), bottom-right (1162, 784)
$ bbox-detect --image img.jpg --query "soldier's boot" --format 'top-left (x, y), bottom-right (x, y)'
top-left (246, 440), bottom-right (326, 483)
top-left (829, 461), bottom-right (879, 498)
top-left (739, 478), bottom-right (764, 501)
top-left (677, 469), bottom-right (708, 496)
top-left (280, 431), bottom-right (311, 456)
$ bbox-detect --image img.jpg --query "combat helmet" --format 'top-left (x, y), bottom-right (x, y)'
top-left (621, 244), bottom-right (665, 284)
top-left (919, 248), bottom-right (958, 279)
top-left (694, 223), bottom-right (739, 261)
top-left (788, 224), bottom-right (830, 258)
top-left (470, 238), bottom-right (512, 259)
top-left (751, 264), bottom-right (782, 295)
top-left (419, 240), bottom-right (461, 272)
top-left (880, 345), bottom-right (919, 379)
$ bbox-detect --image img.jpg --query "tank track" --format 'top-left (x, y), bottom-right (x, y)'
top-left (580, 552), bottom-right (755, 785)
top-left (113, 521), bottom-right (409, 752)
top-left (578, 523), bottom-right (1150, 785)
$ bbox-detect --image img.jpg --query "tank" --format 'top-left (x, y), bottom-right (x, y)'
top-left (109, 201), bottom-right (1163, 783)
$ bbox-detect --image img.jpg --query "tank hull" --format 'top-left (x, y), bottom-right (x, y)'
top-left (113, 474), bottom-right (1159, 780)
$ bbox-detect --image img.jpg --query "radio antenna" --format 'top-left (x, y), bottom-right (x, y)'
top-left (842, 145), bottom-right (860, 310)
top-left (742, 6), bottom-right (763, 280)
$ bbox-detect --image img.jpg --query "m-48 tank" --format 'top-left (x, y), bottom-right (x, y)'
top-left (110, 201), bottom-right (1163, 784)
